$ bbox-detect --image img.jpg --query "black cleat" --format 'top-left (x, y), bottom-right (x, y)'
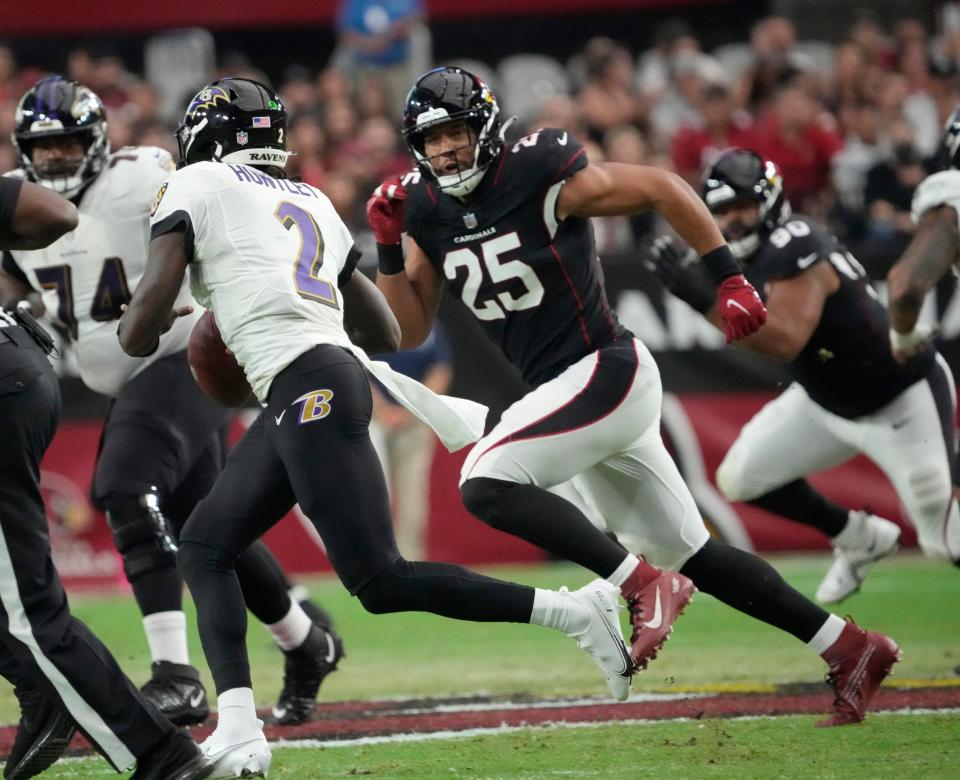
top-left (4, 687), bottom-right (77, 779)
top-left (270, 625), bottom-right (344, 725)
top-left (140, 662), bottom-right (210, 727)
top-left (130, 729), bottom-right (213, 780)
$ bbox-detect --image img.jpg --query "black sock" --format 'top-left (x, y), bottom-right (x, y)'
top-left (748, 480), bottom-right (850, 538)
top-left (356, 558), bottom-right (535, 623)
top-left (461, 477), bottom-right (629, 576)
top-left (680, 539), bottom-right (830, 643)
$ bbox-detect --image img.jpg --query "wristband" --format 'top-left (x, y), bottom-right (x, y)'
top-left (377, 242), bottom-right (405, 275)
top-left (701, 245), bottom-right (741, 283)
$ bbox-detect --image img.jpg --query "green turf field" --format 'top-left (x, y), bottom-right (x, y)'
top-left (3, 553), bottom-right (957, 778)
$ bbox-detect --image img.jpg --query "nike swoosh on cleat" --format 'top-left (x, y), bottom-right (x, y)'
top-left (590, 600), bottom-right (631, 677)
top-left (642, 586), bottom-right (663, 630)
top-left (324, 633), bottom-right (336, 663)
top-left (272, 706), bottom-right (286, 720)
top-left (189, 690), bottom-right (205, 709)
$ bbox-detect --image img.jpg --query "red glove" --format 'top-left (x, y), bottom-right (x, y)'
top-left (366, 176), bottom-right (407, 245)
top-left (715, 274), bottom-right (767, 343)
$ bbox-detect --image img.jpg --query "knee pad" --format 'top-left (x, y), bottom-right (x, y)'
top-left (715, 447), bottom-right (753, 502)
top-left (103, 492), bottom-right (178, 581)
top-left (354, 558), bottom-right (412, 615)
top-left (460, 477), bottom-right (512, 527)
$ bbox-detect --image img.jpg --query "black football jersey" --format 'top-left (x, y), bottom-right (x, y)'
top-left (404, 128), bottom-right (627, 386)
top-left (745, 214), bottom-right (932, 418)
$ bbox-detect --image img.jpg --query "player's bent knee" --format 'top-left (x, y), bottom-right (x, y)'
top-left (177, 539), bottom-right (239, 584)
top-left (715, 447), bottom-right (759, 502)
top-left (354, 560), bottom-right (413, 615)
top-left (102, 492), bottom-right (178, 581)
top-left (460, 477), bottom-right (513, 528)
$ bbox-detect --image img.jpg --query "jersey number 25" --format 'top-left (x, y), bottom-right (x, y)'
top-left (443, 233), bottom-right (544, 321)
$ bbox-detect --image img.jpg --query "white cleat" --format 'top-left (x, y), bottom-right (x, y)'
top-left (566, 579), bottom-right (632, 701)
top-left (816, 511), bottom-right (901, 604)
top-left (201, 721), bottom-right (272, 778)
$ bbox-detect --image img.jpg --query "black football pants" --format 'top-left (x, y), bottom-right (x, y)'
top-left (178, 345), bottom-right (534, 694)
top-left (0, 327), bottom-right (172, 770)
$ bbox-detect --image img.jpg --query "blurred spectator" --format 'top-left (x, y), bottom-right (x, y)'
top-left (280, 66), bottom-right (319, 114)
top-left (830, 42), bottom-right (869, 109)
top-left (369, 324), bottom-right (453, 560)
top-left (863, 122), bottom-right (926, 241)
top-left (903, 56), bottom-right (960, 159)
top-left (636, 18), bottom-right (701, 100)
top-left (577, 37), bottom-right (646, 142)
top-left (670, 82), bottom-right (754, 186)
top-left (286, 113), bottom-right (327, 188)
top-left (832, 104), bottom-right (885, 220)
top-left (334, 0), bottom-right (426, 115)
top-left (850, 9), bottom-right (896, 70)
top-left (527, 95), bottom-right (586, 139)
top-left (738, 15), bottom-right (811, 113)
top-left (0, 46), bottom-right (22, 105)
top-left (750, 78), bottom-right (844, 215)
top-left (648, 51), bottom-right (723, 147)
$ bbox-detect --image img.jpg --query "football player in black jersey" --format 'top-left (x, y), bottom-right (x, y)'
top-left (370, 66), bottom-right (897, 726)
top-left (649, 148), bottom-right (960, 592)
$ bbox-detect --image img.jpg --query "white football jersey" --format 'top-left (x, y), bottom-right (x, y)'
top-left (3, 147), bottom-right (202, 396)
top-left (912, 169), bottom-right (960, 228)
top-left (150, 161), bottom-right (358, 403)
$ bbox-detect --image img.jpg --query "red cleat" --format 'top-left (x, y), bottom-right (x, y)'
top-left (816, 620), bottom-right (901, 727)
top-left (622, 566), bottom-right (696, 672)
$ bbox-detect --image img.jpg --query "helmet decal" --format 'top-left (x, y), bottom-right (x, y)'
top-left (187, 85), bottom-right (231, 117)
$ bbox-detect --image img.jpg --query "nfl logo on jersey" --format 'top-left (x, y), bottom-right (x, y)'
top-left (236, 130), bottom-right (249, 146)
top-left (463, 212), bottom-right (478, 229)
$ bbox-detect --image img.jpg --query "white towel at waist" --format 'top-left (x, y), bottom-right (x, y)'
top-left (349, 345), bottom-right (487, 452)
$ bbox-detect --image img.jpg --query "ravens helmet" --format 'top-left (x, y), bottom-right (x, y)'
top-left (702, 149), bottom-right (791, 260)
top-left (941, 104), bottom-right (960, 169)
top-left (402, 66), bottom-right (503, 197)
top-left (177, 77), bottom-right (291, 170)
top-left (13, 76), bottom-right (109, 199)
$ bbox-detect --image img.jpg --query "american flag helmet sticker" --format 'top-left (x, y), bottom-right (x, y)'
top-left (252, 116), bottom-right (271, 128)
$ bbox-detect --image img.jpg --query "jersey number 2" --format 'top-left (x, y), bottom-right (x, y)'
top-left (275, 201), bottom-right (339, 309)
top-left (34, 257), bottom-right (130, 340)
top-left (443, 233), bottom-right (544, 321)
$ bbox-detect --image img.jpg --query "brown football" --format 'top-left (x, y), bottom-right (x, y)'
top-left (187, 310), bottom-right (252, 407)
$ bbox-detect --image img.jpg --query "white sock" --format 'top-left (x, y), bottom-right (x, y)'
top-left (529, 588), bottom-right (589, 635)
top-left (288, 584), bottom-right (309, 604)
top-left (807, 614), bottom-right (847, 655)
top-left (606, 554), bottom-right (642, 587)
top-left (216, 687), bottom-right (259, 731)
top-left (143, 611), bottom-right (189, 665)
top-left (266, 601), bottom-right (312, 651)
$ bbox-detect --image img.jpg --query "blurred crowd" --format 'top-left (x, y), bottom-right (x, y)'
top-left (2, 7), bottom-right (960, 270)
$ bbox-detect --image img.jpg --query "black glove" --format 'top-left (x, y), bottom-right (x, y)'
top-left (642, 235), bottom-right (716, 314)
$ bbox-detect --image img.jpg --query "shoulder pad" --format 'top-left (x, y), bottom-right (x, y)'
top-left (507, 127), bottom-right (587, 184)
top-left (912, 171), bottom-right (960, 223)
top-left (760, 217), bottom-right (834, 279)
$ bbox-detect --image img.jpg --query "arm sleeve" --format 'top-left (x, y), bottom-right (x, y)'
top-left (338, 245), bottom-right (362, 286)
top-left (0, 177), bottom-right (24, 231)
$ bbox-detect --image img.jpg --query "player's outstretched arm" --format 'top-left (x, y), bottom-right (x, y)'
top-left (0, 178), bottom-right (78, 250)
top-left (561, 163), bottom-right (767, 341)
top-left (887, 206), bottom-right (958, 340)
top-left (118, 232), bottom-right (193, 357)
top-left (341, 270), bottom-right (402, 355)
top-left (558, 163), bottom-right (726, 254)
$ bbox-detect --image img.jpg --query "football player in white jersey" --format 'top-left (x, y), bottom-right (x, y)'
top-left (0, 76), bottom-right (343, 730)
top-left (888, 105), bottom-right (960, 368)
top-left (120, 77), bottom-right (636, 779)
